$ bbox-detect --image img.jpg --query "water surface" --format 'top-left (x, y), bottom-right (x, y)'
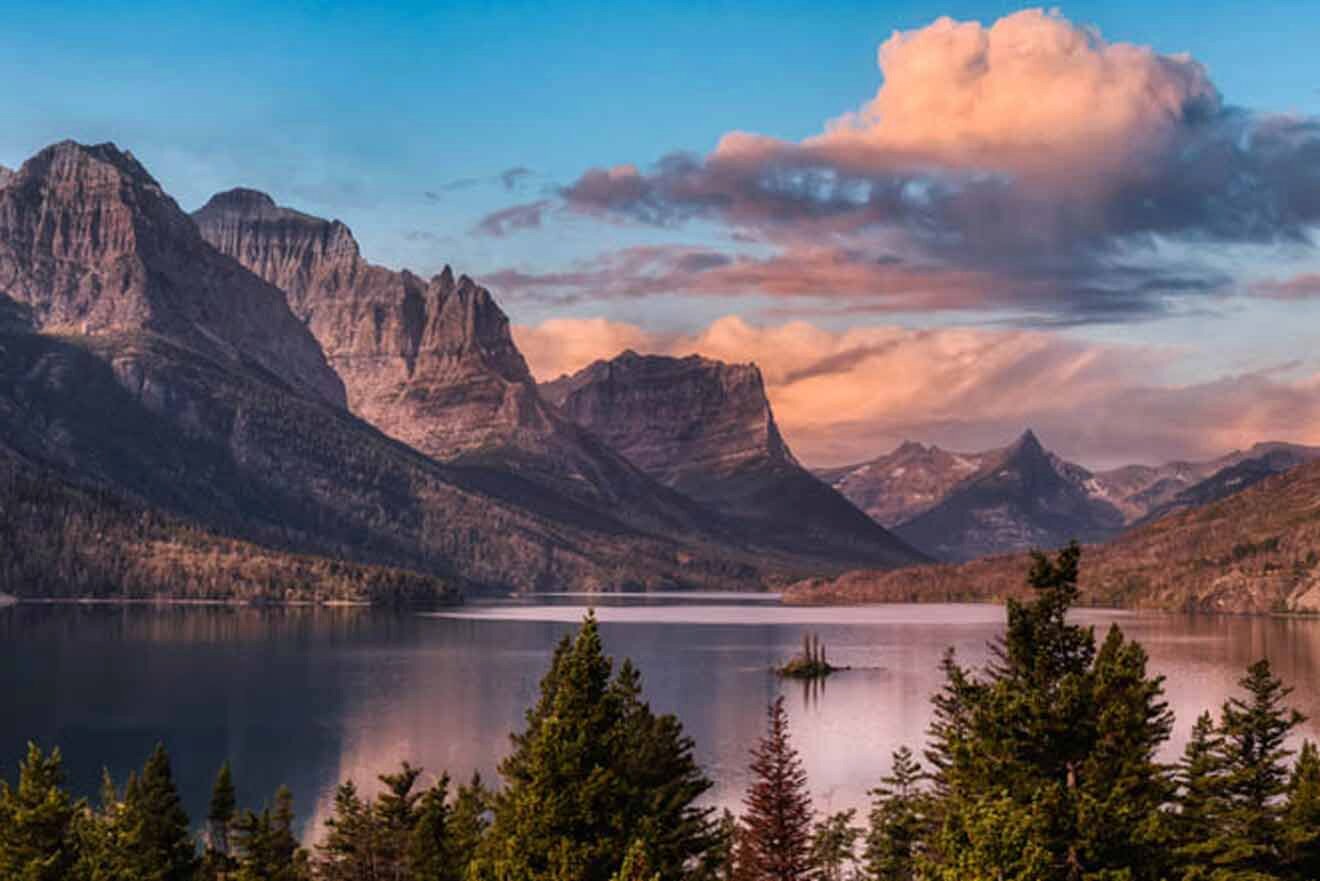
top-left (5, 596), bottom-right (1320, 835)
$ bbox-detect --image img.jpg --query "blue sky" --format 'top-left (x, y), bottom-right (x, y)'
top-left (4, 1), bottom-right (1320, 464)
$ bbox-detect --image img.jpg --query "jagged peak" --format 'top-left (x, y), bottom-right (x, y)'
top-left (23, 140), bottom-right (161, 190)
top-left (1009, 428), bottom-right (1045, 455)
top-left (197, 187), bottom-right (278, 214)
top-left (434, 265), bottom-right (455, 289)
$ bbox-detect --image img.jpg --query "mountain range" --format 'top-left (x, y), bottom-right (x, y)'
top-left (786, 455), bottom-right (1320, 615)
top-left (0, 140), bottom-right (922, 601)
top-left (819, 432), bottom-right (1320, 561)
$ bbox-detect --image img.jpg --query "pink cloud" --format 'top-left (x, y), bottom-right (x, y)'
top-left (1255, 273), bottom-right (1320, 301)
top-left (517, 315), bottom-right (1320, 468)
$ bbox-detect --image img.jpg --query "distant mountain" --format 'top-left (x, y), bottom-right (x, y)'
top-left (887, 430), bottom-right (1125, 562)
top-left (823, 432), bottom-right (1320, 561)
top-left (194, 189), bottom-right (719, 535)
top-left (542, 351), bottom-right (924, 568)
top-left (815, 441), bottom-right (996, 527)
top-left (0, 141), bottom-right (781, 597)
top-left (0, 164), bottom-right (13, 188)
top-left (785, 457), bottom-right (1320, 615)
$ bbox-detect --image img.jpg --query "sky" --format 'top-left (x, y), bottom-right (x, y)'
top-left (3, 0), bottom-right (1320, 468)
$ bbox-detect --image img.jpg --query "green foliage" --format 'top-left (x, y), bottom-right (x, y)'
top-left (864, 747), bottom-right (926, 881)
top-left (1282, 741), bottom-right (1320, 879)
top-left (918, 543), bottom-right (1176, 880)
top-left (0, 743), bottom-right (79, 881)
top-left (810, 809), bottom-right (861, 881)
top-left (778, 633), bottom-right (837, 680)
top-left (477, 613), bottom-right (716, 881)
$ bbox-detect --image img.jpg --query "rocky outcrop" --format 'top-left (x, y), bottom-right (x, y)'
top-left (0, 165), bottom-right (13, 189)
top-left (0, 143), bottom-right (344, 407)
top-left (543, 351), bottom-right (924, 568)
top-left (892, 430), bottom-right (1125, 562)
top-left (193, 191), bottom-right (713, 533)
top-left (0, 140), bottom-right (792, 595)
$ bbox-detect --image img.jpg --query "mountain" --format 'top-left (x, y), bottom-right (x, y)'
top-left (0, 140), bottom-right (776, 597)
top-left (192, 189), bottom-right (716, 533)
top-left (822, 432), bottom-right (1320, 561)
top-left (888, 430), bottom-right (1125, 561)
top-left (815, 441), bottom-right (997, 527)
top-left (0, 165), bottom-right (13, 188)
top-left (541, 351), bottom-right (924, 568)
top-left (784, 457), bottom-right (1320, 614)
top-left (0, 143), bottom-right (345, 407)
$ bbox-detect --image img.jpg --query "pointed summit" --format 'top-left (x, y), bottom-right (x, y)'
top-left (0, 141), bottom-right (345, 406)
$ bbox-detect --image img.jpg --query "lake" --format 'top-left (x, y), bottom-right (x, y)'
top-left (5, 595), bottom-right (1320, 837)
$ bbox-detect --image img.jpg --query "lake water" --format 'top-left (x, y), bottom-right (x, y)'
top-left (6, 595), bottom-right (1320, 838)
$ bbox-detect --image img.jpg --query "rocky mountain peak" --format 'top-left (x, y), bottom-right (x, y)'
top-left (0, 164), bottom-right (14, 189)
top-left (0, 141), bottom-right (345, 406)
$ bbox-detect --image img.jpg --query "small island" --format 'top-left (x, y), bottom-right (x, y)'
top-left (776, 632), bottom-right (845, 679)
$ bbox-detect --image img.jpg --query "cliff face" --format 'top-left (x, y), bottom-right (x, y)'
top-left (193, 191), bottom-right (713, 533)
top-left (0, 144), bottom-right (344, 407)
top-left (0, 141), bottom-right (787, 595)
top-left (543, 351), bottom-right (924, 568)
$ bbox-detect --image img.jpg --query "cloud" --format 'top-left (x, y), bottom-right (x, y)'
top-left (1255, 272), bottom-right (1320, 300)
top-left (473, 200), bottom-right (552, 237)
top-left (500, 166), bottom-right (532, 190)
top-left (427, 167), bottom-right (536, 201)
top-left (484, 242), bottom-right (1227, 323)
top-left (530, 10), bottom-right (1320, 322)
top-left (517, 314), bottom-right (1320, 467)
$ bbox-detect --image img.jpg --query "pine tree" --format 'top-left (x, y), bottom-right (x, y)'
top-left (374, 762), bottom-right (423, 879)
top-left (477, 613), bottom-right (716, 881)
top-left (202, 762), bottom-right (239, 880)
top-left (810, 810), bottom-right (861, 881)
top-left (408, 772), bottom-right (453, 881)
top-left (1173, 712), bottom-right (1229, 878)
top-left (864, 747), bottom-right (925, 881)
top-left (920, 544), bottom-right (1175, 881)
top-left (612, 840), bottom-right (662, 881)
top-left (0, 742), bottom-right (78, 881)
top-left (1282, 740), bottom-right (1320, 880)
top-left (118, 744), bottom-right (198, 881)
top-left (1214, 659), bottom-right (1306, 877)
top-left (231, 786), bottom-right (308, 881)
top-left (446, 772), bottom-right (490, 879)
top-left (739, 696), bottom-right (814, 881)
top-left (314, 781), bottom-right (373, 881)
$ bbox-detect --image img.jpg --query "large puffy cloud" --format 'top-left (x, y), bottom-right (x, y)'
top-left (515, 315), bottom-right (1320, 467)
top-left (519, 10), bottom-right (1320, 321)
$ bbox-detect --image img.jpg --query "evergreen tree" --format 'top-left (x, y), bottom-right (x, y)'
top-left (1214, 660), bottom-right (1306, 878)
top-left (374, 762), bottom-right (423, 879)
top-left (477, 613), bottom-right (716, 881)
top-left (810, 810), bottom-right (861, 881)
top-left (408, 772), bottom-right (453, 881)
top-left (1282, 741), bottom-right (1320, 881)
top-left (739, 697), bottom-right (814, 881)
top-left (612, 840), bottom-right (661, 881)
top-left (921, 544), bottom-right (1175, 881)
top-left (1173, 712), bottom-right (1230, 879)
top-left (231, 786), bottom-right (308, 881)
top-left (864, 747), bottom-right (925, 881)
top-left (117, 744), bottom-right (198, 881)
top-left (315, 781), bottom-right (373, 881)
top-left (446, 772), bottom-right (490, 879)
top-left (202, 762), bottom-right (239, 880)
top-left (0, 742), bottom-right (79, 881)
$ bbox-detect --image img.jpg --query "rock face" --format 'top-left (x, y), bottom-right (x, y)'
top-left (0, 140), bottom-right (781, 595)
top-left (0, 165), bottom-right (13, 189)
top-left (193, 190), bottom-right (705, 529)
top-left (891, 430), bottom-right (1125, 562)
top-left (816, 441), bottom-right (996, 528)
top-left (0, 144), bottom-right (344, 407)
top-left (543, 351), bottom-right (924, 568)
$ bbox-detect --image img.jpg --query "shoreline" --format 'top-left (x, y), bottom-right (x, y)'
top-left (1, 596), bottom-right (457, 610)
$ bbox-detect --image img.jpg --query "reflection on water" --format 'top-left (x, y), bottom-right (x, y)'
top-left (5, 599), bottom-right (1320, 836)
